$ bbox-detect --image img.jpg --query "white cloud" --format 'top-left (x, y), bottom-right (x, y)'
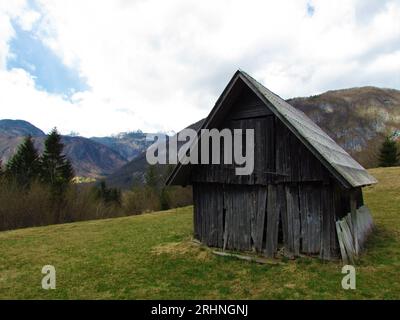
top-left (0, 68), bottom-right (72, 131)
top-left (0, 0), bottom-right (399, 136)
top-left (17, 9), bottom-right (40, 31)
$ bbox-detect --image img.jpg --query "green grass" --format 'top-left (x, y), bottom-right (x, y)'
top-left (0, 167), bottom-right (400, 299)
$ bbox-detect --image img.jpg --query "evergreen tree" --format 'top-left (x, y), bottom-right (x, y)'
top-left (378, 136), bottom-right (399, 167)
top-left (5, 136), bottom-right (40, 188)
top-left (145, 165), bottom-right (159, 190)
top-left (40, 128), bottom-right (74, 194)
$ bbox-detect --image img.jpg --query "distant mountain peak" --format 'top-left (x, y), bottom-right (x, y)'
top-left (0, 119), bottom-right (127, 178)
top-left (0, 119), bottom-right (45, 137)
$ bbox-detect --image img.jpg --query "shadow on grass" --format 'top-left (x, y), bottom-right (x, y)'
top-left (359, 224), bottom-right (399, 265)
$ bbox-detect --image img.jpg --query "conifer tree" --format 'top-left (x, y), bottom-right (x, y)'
top-left (40, 128), bottom-right (74, 194)
top-left (6, 136), bottom-right (40, 188)
top-left (378, 136), bottom-right (399, 167)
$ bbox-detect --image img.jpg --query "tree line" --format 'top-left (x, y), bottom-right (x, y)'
top-left (0, 129), bottom-right (192, 232)
top-left (1, 129), bottom-right (73, 195)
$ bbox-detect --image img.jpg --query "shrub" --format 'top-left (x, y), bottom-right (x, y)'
top-left (0, 179), bottom-right (53, 231)
top-left (162, 186), bottom-right (193, 209)
top-left (94, 181), bottom-right (122, 206)
top-left (0, 179), bottom-right (124, 232)
top-left (123, 186), bottom-right (161, 215)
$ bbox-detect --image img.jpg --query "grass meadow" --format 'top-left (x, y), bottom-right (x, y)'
top-left (0, 167), bottom-right (399, 299)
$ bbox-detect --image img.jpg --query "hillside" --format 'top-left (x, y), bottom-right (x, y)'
top-left (0, 167), bottom-right (399, 299)
top-left (0, 119), bottom-right (46, 137)
top-left (90, 131), bottom-right (154, 161)
top-left (0, 120), bottom-right (128, 178)
top-left (59, 136), bottom-right (128, 178)
top-left (288, 86), bottom-right (400, 166)
top-left (107, 86), bottom-right (400, 189)
top-left (106, 119), bottom-right (205, 189)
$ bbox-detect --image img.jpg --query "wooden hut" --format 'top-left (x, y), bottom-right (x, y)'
top-left (166, 70), bottom-right (377, 261)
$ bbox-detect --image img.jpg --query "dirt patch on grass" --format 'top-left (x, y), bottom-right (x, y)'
top-left (151, 240), bottom-right (211, 261)
top-left (152, 242), bottom-right (191, 255)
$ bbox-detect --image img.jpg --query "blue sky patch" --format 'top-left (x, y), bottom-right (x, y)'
top-left (307, 2), bottom-right (315, 17)
top-left (6, 22), bottom-right (89, 97)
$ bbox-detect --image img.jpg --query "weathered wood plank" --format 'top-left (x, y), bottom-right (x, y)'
top-left (299, 185), bottom-right (309, 253)
top-left (335, 204), bottom-right (374, 263)
top-left (299, 184), bottom-right (322, 254)
top-left (212, 250), bottom-right (279, 265)
top-left (265, 184), bottom-right (279, 257)
top-left (339, 219), bottom-right (355, 265)
top-left (320, 185), bottom-right (335, 260)
top-left (255, 187), bottom-right (267, 252)
top-left (275, 119), bottom-right (290, 181)
top-left (222, 185), bottom-right (254, 251)
top-left (193, 183), bottom-right (224, 247)
top-left (350, 193), bottom-right (359, 256)
top-left (285, 184), bottom-right (301, 256)
top-left (277, 184), bottom-right (288, 253)
top-left (275, 119), bottom-right (329, 183)
top-left (335, 221), bottom-right (349, 264)
top-left (216, 184), bottom-right (224, 248)
top-left (280, 186), bottom-right (289, 254)
top-left (193, 184), bottom-right (200, 240)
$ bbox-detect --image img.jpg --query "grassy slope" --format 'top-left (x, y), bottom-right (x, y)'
top-left (0, 168), bottom-right (399, 299)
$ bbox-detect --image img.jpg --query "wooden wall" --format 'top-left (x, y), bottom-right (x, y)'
top-left (193, 182), bottom-right (352, 259)
top-left (192, 88), bottom-right (331, 185)
top-left (191, 86), bottom-right (363, 260)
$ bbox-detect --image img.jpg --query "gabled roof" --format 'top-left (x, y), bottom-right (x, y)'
top-left (166, 70), bottom-right (377, 188)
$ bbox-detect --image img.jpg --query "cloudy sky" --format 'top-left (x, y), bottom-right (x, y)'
top-left (0, 0), bottom-right (399, 137)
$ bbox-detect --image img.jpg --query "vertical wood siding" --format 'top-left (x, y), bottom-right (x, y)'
top-left (191, 88), bottom-right (362, 260)
top-left (193, 181), bottom-right (351, 259)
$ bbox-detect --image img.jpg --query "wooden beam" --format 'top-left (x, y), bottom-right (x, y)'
top-left (335, 221), bottom-right (348, 264)
top-left (350, 191), bottom-right (359, 256)
top-left (212, 250), bottom-right (280, 265)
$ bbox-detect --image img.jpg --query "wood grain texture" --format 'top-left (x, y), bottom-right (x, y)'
top-left (190, 86), bottom-right (371, 261)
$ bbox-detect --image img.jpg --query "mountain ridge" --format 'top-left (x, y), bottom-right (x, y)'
top-left (0, 119), bottom-right (45, 137)
top-left (0, 120), bottom-right (128, 178)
